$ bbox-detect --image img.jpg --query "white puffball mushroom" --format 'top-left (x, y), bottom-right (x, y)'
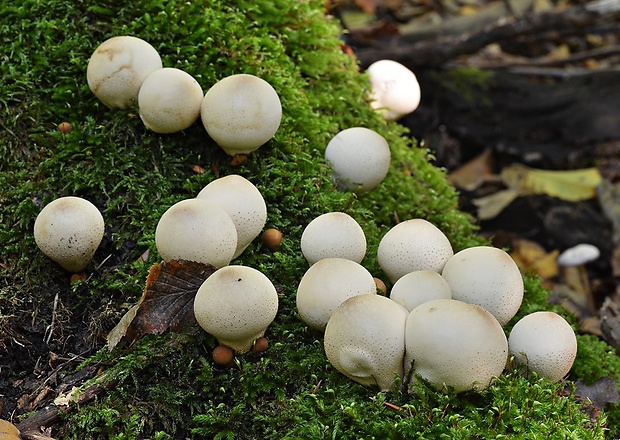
top-left (296, 258), bottom-right (377, 331)
top-left (324, 294), bottom-right (408, 391)
top-left (87, 36), bottom-right (162, 109)
top-left (367, 59), bottom-right (421, 121)
top-left (300, 212), bottom-right (366, 266)
top-left (138, 67), bottom-right (204, 133)
top-left (155, 198), bottom-right (237, 268)
top-left (33, 196), bottom-right (105, 273)
top-left (557, 243), bottom-right (600, 267)
top-left (196, 175), bottom-right (267, 259)
top-left (405, 299), bottom-right (508, 393)
top-left (200, 74), bottom-right (282, 156)
top-left (441, 246), bottom-right (524, 326)
top-left (324, 127), bottom-right (391, 193)
top-left (194, 265), bottom-right (278, 353)
top-left (389, 270), bottom-right (452, 312)
top-left (508, 311), bottom-right (577, 382)
top-left (377, 218), bottom-right (453, 283)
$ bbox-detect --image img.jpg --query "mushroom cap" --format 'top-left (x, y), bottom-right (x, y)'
top-left (138, 67), bottom-right (204, 133)
top-left (87, 35), bottom-right (162, 109)
top-left (377, 218), bottom-right (454, 283)
top-left (508, 311), bottom-right (577, 382)
top-left (296, 258), bottom-right (377, 331)
top-left (367, 60), bottom-right (421, 121)
top-left (441, 246), bottom-right (524, 326)
top-left (557, 243), bottom-right (600, 267)
top-left (389, 270), bottom-right (452, 312)
top-left (324, 294), bottom-right (408, 391)
top-left (405, 299), bottom-right (508, 393)
top-left (155, 198), bottom-right (237, 268)
top-left (200, 74), bottom-right (282, 155)
top-left (324, 127), bottom-right (391, 193)
top-left (194, 265), bottom-right (278, 353)
top-left (300, 212), bottom-right (367, 265)
top-left (33, 196), bottom-right (104, 272)
top-left (196, 175), bottom-right (267, 259)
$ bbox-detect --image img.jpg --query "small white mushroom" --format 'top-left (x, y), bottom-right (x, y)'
top-left (138, 67), bottom-right (204, 133)
top-left (194, 265), bottom-right (278, 353)
top-left (324, 294), bottom-right (408, 391)
top-left (200, 74), bottom-right (282, 156)
top-left (389, 270), bottom-right (452, 312)
top-left (155, 198), bottom-right (237, 268)
top-left (377, 218), bottom-right (454, 283)
top-left (196, 175), bottom-right (267, 259)
top-left (441, 246), bottom-right (524, 326)
top-left (557, 243), bottom-right (600, 267)
top-left (324, 127), bottom-right (391, 193)
top-left (300, 212), bottom-right (366, 266)
top-left (508, 311), bottom-right (577, 382)
top-left (367, 60), bottom-right (421, 121)
top-left (296, 258), bottom-right (377, 331)
top-left (33, 196), bottom-right (105, 272)
top-left (405, 299), bottom-right (508, 393)
top-left (87, 36), bottom-right (162, 109)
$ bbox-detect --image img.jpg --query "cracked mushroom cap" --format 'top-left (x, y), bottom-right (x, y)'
top-left (367, 60), bottom-right (421, 121)
top-left (194, 265), bottom-right (278, 353)
top-left (389, 270), bottom-right (452, 312)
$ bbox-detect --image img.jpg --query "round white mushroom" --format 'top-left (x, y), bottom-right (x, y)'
top-left (557, 243), bottom-right (600, 267)
top-left (200, 74), bottom-right (282, 156)
top-left (389, 270), bottom-right (452, 312)
top-left (300, 212), bottom-right (367, 266)
top-left (405, 299), bottom-right (508, 393)
top-left (155, 198), bottom-right (237, 268)
top-left (377, 218), bottom-right (453, 283)
top-left (508, 311), bottom-right (577, 382)
top-left (138, 67), bottom-right (204, 133)
top-left (324, 294), bottom-right (408, 391)
top-left (87, 36), bottom-right (162, 109)
top-left (324, 127), bottom-right (391, 193)
top-left (441, 246), bottom-right (524, 326)
top-left (194, 265), bottom-right (278, 353)
top-left (296, 258), bottom-right (377, 331)
top-left (33, 196), bottom-right (105, 272)
top-left (367, 60), bottom-right (421, 121)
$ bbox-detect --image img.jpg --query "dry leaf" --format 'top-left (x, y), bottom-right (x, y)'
top-left (472, 188), bottom-right (520, 220)
top-left (448, 148), bottom-right (494, 191)
top-left (575, 377), bottom-right (620, 410)
top-left (0, 420), bottom-right (20, 440)
top-left (106, 304), bottom-right (139, 351)
top-left (510, 238), bottom-right (559, 281)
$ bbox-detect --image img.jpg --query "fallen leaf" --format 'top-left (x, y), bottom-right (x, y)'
top-left (472, 188), bottom-right (520, 220)
top-left (510, 238), bottom-right (559, 281)
top-left (575, 377), bottom-right (620, 410)
top-left (354, 0), bottom-right (377, 14)
top-left (448, 148), bottom-right (494, 191)
top-left (597, 180), bottom-right (620, 242)
top-left (0, 419), bottom-right (20, 440)
top-left (106, 304), bottom-right (139, 351)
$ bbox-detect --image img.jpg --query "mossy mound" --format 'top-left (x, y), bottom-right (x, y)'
top-left (1, 0), bottom-right (619, 438)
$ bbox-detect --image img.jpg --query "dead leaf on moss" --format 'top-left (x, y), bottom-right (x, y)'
top-left (0, 419), bottom-right (20, 440)
top-left (510, 238), bottom-right (559, 282)
top-left (575, 377), bottom-right (620, 410)
top-left (447, 148), bottom-right (494, 191)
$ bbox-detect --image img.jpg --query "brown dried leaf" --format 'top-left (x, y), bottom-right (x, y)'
top-left (575, 377), bottom-right (620, 410)
top-left (447, 148), bottom-right (494, 191)
top-left (0, 419), bottom-right (20, 439)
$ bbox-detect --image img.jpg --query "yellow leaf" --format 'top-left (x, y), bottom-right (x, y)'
top-left (472, 188), bottom-right (520, 220)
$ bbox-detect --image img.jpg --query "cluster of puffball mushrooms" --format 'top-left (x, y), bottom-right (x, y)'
top-left (33, 34), bottom-right (580, 392)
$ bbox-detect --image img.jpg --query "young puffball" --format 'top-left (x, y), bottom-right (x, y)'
top-left (367, 59), bottom-right (421, 121)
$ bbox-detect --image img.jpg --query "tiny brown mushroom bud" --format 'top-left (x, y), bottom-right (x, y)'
top-left (262, 228), bottom-right (283, 251)
top-left (213, 345), bottom-right (234, 367)
top-left (230, 154), bottom-right (248, 167)
top-left (58, 122), bottom-right (72, 133)
top-left (252, 337), bottom-right (269, 354)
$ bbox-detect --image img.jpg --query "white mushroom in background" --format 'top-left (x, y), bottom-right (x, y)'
top-left (138, 67), bottom-right (204, 133)
top-left (296, 258), bottom-right (377, 331)
top-left (87, 35), bottom-right (162, 109)
top-left (300, 212), bottom-right (366, 266)
top-left (405, 299), bottom-right (508, 393)
top-left (377, 218), bottom-right (453, 283)
top-left (200, 73), bottom-right (282, 156)
top-left (324, 127), bottom-right (391, 193)
top-left (389, 270), bottom-right (452, 312)
top-left (441, 246), bottom-right (524, 326)
top-left (367, 59), bottom-right (421, 121)
top-left (508, 311), bottom-right (577, 382)
top-left (194, 265), bottom-right (278, 353)
top-left (196, 175), bottom-right (267, 259)
top-left (155, 198), bottom-right (237, 268)
top-left (557, 243), bottom-right (600, 267)
top-left (33, 196), bottom-right (105, 272)
top-left (324, 294), bottom-right (408, 391)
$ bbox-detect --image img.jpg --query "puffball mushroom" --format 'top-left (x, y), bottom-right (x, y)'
top-left (324, 127), bottom-right (391, 193)
top-left (300, 212), bottom-right (366, 265)
top-left (196, 174), bottom-right (267, 259)
top-left (194, 265), bottom-right (278, 353)
top-left (389, 270), bottom-right (452, 312)
top-left (508, 311), bottom-right (577, 382)
top-left (367, 59), bottom-right (421, 121)
top-left (33, 196), bottom-right (104, 272)
top-left (87, 35), bottom-right (162, 109)
top-left (138, 67), bottom-right (203, 133)
top-left (405, 299), bottom-right (508, 393)
top-left (324, 294), bottom-right (408, 391)
top-left (557, 243), bottom-right (600, 266)
top-left (441, 246), bottom-right (524, 326)
top-left (155, 198), bottom-right (237, 268)
top-left (377, 218), bottom-right (454, 283)
top-left (200, 73), bottom-right (282, 156)
top-left (296, 258), bottom-right (377, 331)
